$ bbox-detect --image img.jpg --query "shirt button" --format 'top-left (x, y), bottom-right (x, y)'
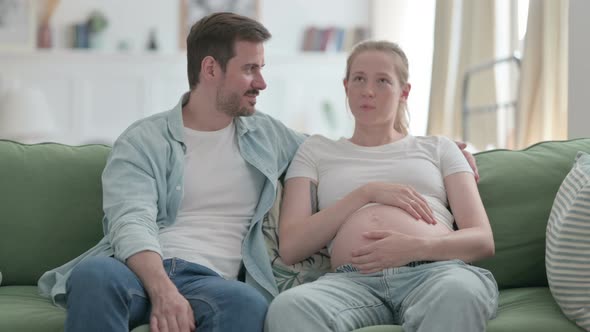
top-left (176, 186), bottom-right (181, 191)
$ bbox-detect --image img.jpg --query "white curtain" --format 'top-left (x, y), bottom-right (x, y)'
top-left (516, 0), bottom-right (568, 148)
top-left (427, 0), bottom-right (498, 150)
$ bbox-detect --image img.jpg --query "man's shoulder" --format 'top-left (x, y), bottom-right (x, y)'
top-left (243, 111), bottom-right (305, 141)
top-left (117, 110), bottom-right (171, 144)
top-left (245, 111), bottom-right (283, 129)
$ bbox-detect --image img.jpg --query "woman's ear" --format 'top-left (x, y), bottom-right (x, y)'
top-left (343, 78), bottom-right (349, 95)
top-left (402, 83), bottom-right (412, 101)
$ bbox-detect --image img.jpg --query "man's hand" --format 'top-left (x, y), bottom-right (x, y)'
top-left (455, 141), bottom-right (480, 182)
top-left (350, 230), bottom-right (423, 274)
top-left (126, 251), bottom-right (196, 332)
top-left (149, 284), bottom-right (196, 332)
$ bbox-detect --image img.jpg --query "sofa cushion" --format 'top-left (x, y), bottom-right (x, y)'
top-left (0, 286), bottom-right (65, 332)
top-left (546, 151), bottom-right (590, 331)
top-left (473, 138), bottom-right (590, 290)
top-left (352, 288), bottom-right (583, 332)
top-left (0, 285), bottom-right (152, 332)
top-left (0, 140), bottom-right (110, 286)
top-left (262, 182), bottom-right (331, 292)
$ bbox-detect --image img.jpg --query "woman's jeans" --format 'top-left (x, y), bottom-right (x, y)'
top-left (65, 256), bottom-right (268, 332)
top-left (265, 259), bottom-right (499, 332)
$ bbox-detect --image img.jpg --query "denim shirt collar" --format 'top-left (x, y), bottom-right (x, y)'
top-left (166, 92), bottom-right (257, 144)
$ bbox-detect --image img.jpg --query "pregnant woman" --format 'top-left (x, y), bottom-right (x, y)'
top-left (265, 40), bottom-right (498, 332)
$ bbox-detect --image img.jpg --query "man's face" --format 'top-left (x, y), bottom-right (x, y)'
top-left (216, 41), bottom-right (267, 117)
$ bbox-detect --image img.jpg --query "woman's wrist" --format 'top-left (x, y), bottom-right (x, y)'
top-left (359, 183), bottom-right (374, 204)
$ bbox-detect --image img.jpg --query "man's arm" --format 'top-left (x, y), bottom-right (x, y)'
top-left (102, 137), bottom-right (194, 332)
top-left (127, 251), bottom-right (195, 332)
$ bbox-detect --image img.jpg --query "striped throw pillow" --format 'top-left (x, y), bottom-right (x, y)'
top-left (546, 151), bottom-right (590, 331)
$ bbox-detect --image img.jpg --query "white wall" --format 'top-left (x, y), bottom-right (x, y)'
top-left (371, 0), bottom-right (435, 136)
top-left (568, 0), bottom-right (590, 139)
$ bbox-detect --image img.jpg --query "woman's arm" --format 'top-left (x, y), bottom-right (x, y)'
top-left (279, 177), bottom-right (370, 265)
top-left (279, 178), bottom-right (436, 265)
top-left (350, 172), bottom-right (494, 273)
top-left (421, 171), bottom-right (494, 261)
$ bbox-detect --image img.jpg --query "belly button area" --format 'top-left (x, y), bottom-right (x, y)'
top-left (368, 213), bottom-right (384, 226)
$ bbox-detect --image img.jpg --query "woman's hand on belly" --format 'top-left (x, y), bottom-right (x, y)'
top-left (349, 230), bottom-right (426, 274)
top-left (366, 182), bottom-right (436, 224)
top-left (329, 205), bottom-right (452, 272)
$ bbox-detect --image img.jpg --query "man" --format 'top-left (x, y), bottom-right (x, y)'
top-left (38, 12), bottom-right (478, 332)
top-left (38, 12), bottom-right (304, 332)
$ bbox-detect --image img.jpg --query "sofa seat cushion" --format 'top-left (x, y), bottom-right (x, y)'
top-left (0, 285), bottom-right (153, 332)
top-left (0, 286), bottom-right (64, 332)
top-left (351, 287), bottom-right (583, 332)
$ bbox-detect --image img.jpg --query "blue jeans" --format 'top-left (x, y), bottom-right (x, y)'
top-left (265, 259), bottom-right (498, 332)
top-left (65, 256), bottom-right (268, 332)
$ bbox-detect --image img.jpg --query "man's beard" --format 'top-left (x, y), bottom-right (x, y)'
top-left (216, 89), bottom-right (257, 117)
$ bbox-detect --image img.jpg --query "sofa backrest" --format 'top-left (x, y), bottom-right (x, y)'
top-left (474, 138), bottom-right (590, 290)
top-left (0, 140), bottom-right (110, 286)
top-left (2, 138), bottom-right (590, 290)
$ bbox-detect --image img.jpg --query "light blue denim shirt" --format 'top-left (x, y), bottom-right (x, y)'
top-left (38, 93), bottom-right (306, 307)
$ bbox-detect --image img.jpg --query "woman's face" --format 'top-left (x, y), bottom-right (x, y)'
top-left (344, 50), bottom-right (409, 128)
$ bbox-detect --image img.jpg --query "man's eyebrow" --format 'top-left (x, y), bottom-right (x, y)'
top-left (242, 63), bottom-right (265, 69)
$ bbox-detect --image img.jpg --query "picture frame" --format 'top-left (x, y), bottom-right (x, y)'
top-left (179, 0), bottom-right (260, 50)
top-left (0, 0), bottom-right (36, 51)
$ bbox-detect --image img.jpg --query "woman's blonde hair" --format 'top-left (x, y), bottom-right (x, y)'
top-left (345, 40), bottom-right (410, 134)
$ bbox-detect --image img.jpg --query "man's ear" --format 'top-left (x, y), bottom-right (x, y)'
top-left (201, 56), bottom-right (217, 81)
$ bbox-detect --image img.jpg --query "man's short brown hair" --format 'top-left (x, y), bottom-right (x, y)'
top-left (186, 12), bottom-right (271, 90)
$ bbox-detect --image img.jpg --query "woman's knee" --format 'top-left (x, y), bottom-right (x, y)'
top-left (436, 267), bottom-right (497, 310)
top-left (267, 288), bottom-right (322, 326)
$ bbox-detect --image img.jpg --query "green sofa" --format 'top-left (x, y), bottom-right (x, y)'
top-left (1, 138), bottom-right (589, 332)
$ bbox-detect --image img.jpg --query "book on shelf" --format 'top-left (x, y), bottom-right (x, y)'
top-left (301, 26), bottom-right (368, 52)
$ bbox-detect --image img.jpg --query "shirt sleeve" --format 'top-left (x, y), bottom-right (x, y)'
top-left (102, 135), bottom-right (162, 262)
top-left (285, 136), bottom-right (319, 182)
top-left (438, 136), bottom-right (474, 177)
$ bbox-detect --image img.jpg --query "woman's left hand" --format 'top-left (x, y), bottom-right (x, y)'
top-left (350, 230), bottom-right (422, 274)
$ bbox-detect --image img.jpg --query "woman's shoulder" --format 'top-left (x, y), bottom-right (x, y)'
top-left (412, 135), bottom-right (457, 149)
top-left (301, 134), bottom-right (338, 148)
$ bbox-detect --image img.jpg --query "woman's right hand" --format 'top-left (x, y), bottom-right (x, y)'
top-left (364, 182), bottom-right (436, 224)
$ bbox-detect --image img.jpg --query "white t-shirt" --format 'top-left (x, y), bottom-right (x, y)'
top-left (286, 134), bottom-right (473, 232)
top-left (159, 121), bottom-right (265, 279)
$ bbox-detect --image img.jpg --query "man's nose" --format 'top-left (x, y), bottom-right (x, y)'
top-left (253, 73), bottom-right (267, 90)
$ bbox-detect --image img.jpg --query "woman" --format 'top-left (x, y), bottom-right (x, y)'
top-left (265, 41), bottom-right (498, 332)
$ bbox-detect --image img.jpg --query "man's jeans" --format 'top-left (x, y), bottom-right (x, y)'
top-left (65, 256), bottom-right (268, 332)
top-left (265, 259), bottom-right (498, 332)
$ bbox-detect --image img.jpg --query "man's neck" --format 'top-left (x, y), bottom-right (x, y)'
top-left (182, 89), bottom-right (233, 131)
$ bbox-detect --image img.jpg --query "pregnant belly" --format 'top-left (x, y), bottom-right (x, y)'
top-left (330, 204), bottom-right (453, 269)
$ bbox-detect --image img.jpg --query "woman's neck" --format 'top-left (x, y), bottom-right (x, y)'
top-left (349, 126), bottom-right (405, 147)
